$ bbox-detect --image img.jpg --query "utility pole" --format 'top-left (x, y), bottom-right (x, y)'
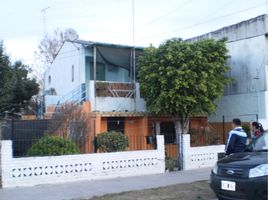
top-left (266, 0), bottom-right (268, 14)
top-left (41, 6), bottom-right (50, 37)
top-left (132, 0), bottom-right (136, 111)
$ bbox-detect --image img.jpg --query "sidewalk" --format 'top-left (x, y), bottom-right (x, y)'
top-left (0, 168), bottom-right (212, 200)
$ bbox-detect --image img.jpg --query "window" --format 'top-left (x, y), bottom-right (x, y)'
top-left (71, 65), bottom-right (74, 82)
top-left (107, 117), bottom-right (125, 133)
top-left (160, 122), bottom-right (176, 144)
top-left (48, 75), bottom-right (51, 85)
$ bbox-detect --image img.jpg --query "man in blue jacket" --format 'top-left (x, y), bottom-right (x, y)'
top-left (226, 118), bottom-right (247, 155)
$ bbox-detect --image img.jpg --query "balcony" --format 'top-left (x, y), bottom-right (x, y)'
top-left (88, 81), bottom-right (146, 112)
top-left (95, 82), bottom-right (135, 98)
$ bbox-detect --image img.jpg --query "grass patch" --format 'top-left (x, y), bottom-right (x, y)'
top-left (83, 180), bottom-right (215, 200)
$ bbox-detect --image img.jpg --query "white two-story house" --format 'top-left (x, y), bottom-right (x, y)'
top-left (45, 40), bottom-right (146, 114)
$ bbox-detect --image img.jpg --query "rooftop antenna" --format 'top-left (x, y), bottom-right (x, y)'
top-left (41, 6), bottom-right (50, 37)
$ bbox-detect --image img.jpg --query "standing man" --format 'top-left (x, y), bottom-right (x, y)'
top-left (226, 118), bottom-right (247, 155)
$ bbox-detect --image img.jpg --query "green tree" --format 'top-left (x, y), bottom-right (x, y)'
top-left (0, 42), bottom-right (15, 110)
top-left (0, 41), bottom-right (39, 114)
top-left (12, 61), bottom-right (39, 106)
top-left (138, 38), bottom-right (230, 169)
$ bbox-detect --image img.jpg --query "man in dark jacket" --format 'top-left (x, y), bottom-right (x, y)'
top-left (226, 118), bottom-right (247, 155)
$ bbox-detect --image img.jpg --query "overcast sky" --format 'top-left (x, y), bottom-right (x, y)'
top-left (0, 0), bottom-right (267, 65)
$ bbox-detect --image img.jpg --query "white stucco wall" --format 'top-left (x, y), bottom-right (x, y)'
top-left (225, 35), bottom-right (266, 94)
top-left (188, 15), bottom-right (268, 124)
top-left (209, 35), bottom-right (268, 123)
top-left (45, 41), bottom-right (85, 97)
top-left (1, 136), bottom-right (165, 188)
top-left (182, 134), bottom-right (225, 170)
top-left (209, 91), bottom-right (267, 122)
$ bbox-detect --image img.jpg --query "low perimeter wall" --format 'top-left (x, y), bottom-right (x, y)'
top-left (182, 134), bottom-right (225, 170)
top-left (0, 136), bottom-right (165, 188)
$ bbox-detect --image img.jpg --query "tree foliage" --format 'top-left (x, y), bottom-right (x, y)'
top-left (0, 42), bottom-right (39, 114)
top-left (139, 38), bottom-right (230, 130)
top-left (0, 43), bottom-right (14, 109)
top-left (138, 38), bottom-right (230, 168)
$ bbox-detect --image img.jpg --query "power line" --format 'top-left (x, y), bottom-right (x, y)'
top-left (105, 0), bottom-right (193, 41)
top-left (29, 2), bottom-right (266, 65)
top-left (200, 0), bottom-right (234, 19)
top-left (137, 0), bottom-right (193, 29)
top-left (137, 2), bottom-right (266, 42)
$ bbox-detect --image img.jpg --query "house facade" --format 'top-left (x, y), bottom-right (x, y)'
top-left (187, 14), bottom-right (268, 127)
top-left (44, 40), bottom-right (207, 158)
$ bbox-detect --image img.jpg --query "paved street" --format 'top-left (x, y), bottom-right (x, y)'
top-left (0, 168), bottom-right (213, 200)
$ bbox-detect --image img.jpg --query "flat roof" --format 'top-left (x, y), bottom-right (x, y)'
top-left (74, 39), bottom-right (144, 50)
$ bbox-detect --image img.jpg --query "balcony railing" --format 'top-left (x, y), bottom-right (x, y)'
top-left (95, 81), bottom-right (135, 98)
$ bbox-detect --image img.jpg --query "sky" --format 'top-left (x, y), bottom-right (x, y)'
top-left (0, 0), bottom-right (267, 65)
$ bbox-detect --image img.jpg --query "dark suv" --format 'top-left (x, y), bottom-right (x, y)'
top-left (210, 131), bottom-right (268, 200)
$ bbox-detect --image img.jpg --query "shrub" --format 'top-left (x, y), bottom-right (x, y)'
top-left (165, 157), bottom-right (176, 171)
top-left (96, 131), bottom-right (129, 152)
top-left (27, 135), bottom-right (80, 156)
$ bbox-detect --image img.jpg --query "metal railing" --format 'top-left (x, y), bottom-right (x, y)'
top-left (54, 83), bottom-right (86, 113)
top-left (57, 83), bottom-right (86, 105)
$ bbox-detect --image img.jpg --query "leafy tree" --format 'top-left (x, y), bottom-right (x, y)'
top-left (12, 61), bottom-right (39, 106)
top-left (138, 38), bottom-right (230, 169)
top-left (0, 42), bottom-right (15, 110)
top-left (0, 41), bottom-right (39, 114)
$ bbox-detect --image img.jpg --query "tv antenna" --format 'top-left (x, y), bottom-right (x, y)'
top-left (41, 6), bottom-right (50, 36)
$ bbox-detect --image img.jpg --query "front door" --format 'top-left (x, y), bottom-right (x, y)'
top-left (107, 117), bottom-right (125, 133)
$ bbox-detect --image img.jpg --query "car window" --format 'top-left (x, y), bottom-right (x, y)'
top-left (253, 132), bottom-right (268, 151)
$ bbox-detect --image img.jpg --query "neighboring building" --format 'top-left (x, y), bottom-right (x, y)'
top-left (44, 40), bottom-right (207, 158)
top-left (187, 14), bottom-right (268, 127)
